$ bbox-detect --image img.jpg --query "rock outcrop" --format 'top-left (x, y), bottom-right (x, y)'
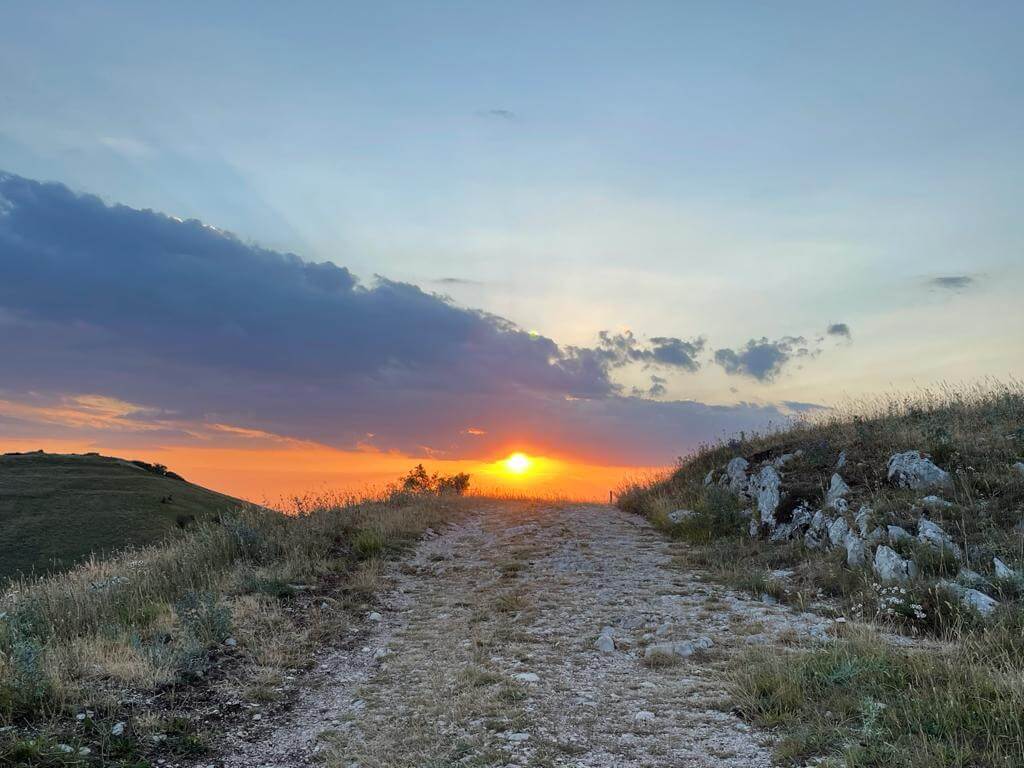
top-left (887, 451), bottom-right (953, 492)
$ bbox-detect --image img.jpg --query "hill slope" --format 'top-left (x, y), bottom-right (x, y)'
top-left (0, 451), bottom-right (244, 580)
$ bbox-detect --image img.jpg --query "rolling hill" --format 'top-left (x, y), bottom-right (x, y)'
top-left (0, 451), bottom-right (245, 580)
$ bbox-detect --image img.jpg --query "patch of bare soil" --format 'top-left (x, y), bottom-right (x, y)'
top-left (200, 504), bottom-right (832, 767)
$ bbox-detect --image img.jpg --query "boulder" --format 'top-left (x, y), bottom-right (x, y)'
top-left (917, 519), bottom-right (961, 558)
top-left (828, 516), bottom-right (850, 547)
top-left (703, 470), bottom-right (715, 486)
top-left (994, 557), bottom-right (1016, 580)
top-left (791, 505), bottom-right (813, 529)
top-left (753, 466), bottom-right (782, 529)
top-left (844, 532), bottom-right (867, 568)
top-left (938, 580), bottom-right (999, 617)
top-left (1012, 462), bottom-right (1024, 478)
top-left (826, 473), bottom-right (850, 512)
top-left (865, 527), bottom-right (886, 545)
top-left (804, 527), bottom-right (825, 550)
top-left (854, 505), bottom-right (872, 536)
top-left (725, 457), bottom-right (750, 495)
top-left (887, 525), bottom-right (912, 545)
top-left (643, 636), bottom-right (713, 660)
top-left (836, 451), bottom-right (847, 469)
top-left (956, 568), bottom-right (987, 589)
top-left (887, 451), bottom-right (953, 492)
top-left (595, 627), bottom-right (615, 654)
top-left (873, 545), bottom-right (917, 583)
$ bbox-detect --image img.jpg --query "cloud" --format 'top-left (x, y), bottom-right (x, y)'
top-left (585, 331), bottom-right (705, 374)
top-left (928, 275), bottom-right (974, 291)
top-left (0, 171), bottom-right (802, 465)
top-left (782, 400), bottom-right (830, 414)
top-left (477, 109), bottom-right (517, 121)
top-left (714, 336), bottom-right (814, 382)
top-left (826, 322), bottom-right (851, 339)
top-left (434, 277), bottom-right (482, 285)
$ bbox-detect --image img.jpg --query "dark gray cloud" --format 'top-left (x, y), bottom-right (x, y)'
top-left (714, 336), bottom-right (813, 382)
top-left (585, 331), bottom-right (705, 373)
top-left (826, 322), bottom-right (851, 339)
top-left (929, 275), bottom-right (974, 291)
top-left (434, 277), bottom-right (482, 285)
top-left (631, 375), bottom-right (667, 399)
top-left (0, 171), bottom-right (798, 464)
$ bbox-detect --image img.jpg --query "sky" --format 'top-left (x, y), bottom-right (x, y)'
top-left (1, 2), bottom-right (1022, 502)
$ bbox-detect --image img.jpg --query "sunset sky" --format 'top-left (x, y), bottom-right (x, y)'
top-left (2, 2), bottom-right (1023, 502)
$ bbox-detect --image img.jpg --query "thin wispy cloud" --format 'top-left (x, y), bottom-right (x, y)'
top-left (929, 275), bottom-right (975, 292)
top-left (477, 108), bottom-right (517, 121)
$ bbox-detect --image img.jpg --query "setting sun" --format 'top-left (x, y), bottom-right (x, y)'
top-left (504, 452), bottom-right (532, 474)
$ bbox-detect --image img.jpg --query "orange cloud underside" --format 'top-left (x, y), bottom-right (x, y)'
top-left (0, 438), bottom-right (665, 504)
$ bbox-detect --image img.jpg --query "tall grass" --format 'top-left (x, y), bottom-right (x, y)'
top-left (618, 380), bottom-right (1024, 766)
top-left (0, 491), bottom-right (467, 765)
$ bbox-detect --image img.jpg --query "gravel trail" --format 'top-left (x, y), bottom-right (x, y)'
top-left (213, 503), bottom-right (829, 767)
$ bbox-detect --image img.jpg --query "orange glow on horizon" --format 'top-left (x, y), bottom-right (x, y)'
top-left (0, 438), bottom-right (668, 506)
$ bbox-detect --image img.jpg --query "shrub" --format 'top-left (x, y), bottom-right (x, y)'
top-left (174, 592), bottom-right (232, 647)
top-left (400, 464), bottom-right (471, 496)
top-left (351, 528), bottom-right (387, 560)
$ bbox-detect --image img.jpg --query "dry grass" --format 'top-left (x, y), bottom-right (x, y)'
top-left (619, 380), bottom-right (1024, 765)
top-left (0, 490), bottom-right (470, 766)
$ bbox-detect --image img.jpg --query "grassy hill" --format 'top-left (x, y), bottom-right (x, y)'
top-left (618, 383), bottom-right (1024, 765)
top-left (0, 451), bottom-right (244, 580)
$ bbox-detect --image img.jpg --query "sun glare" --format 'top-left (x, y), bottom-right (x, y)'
top-left (504, 452), bottom-right (532, 474)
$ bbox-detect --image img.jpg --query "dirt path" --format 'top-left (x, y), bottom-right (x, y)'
top-left (213, 503), bottom-right (830, 767)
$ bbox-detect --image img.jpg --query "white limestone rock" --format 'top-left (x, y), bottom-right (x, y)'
top-left (844, 532), bottom-right (867, 568)
top-left (887, 451), bottom-right (953, 492)
top-left (994, 557), bottom-right (1016, 580)
top-left (643, 636), bottom-right (713, 660)
top-left (917, 518), bottom-right (961, 558)
top-left (873, 545), bottom-right (917, 583)
top-left (854, 505), bottom-right (872, 536)
top-left (826, 473), bottom-right (850, 512)
top-left (753, 466), bottom-right (782, 529)
top-left (887, 525), bottom-right (913, 545)
top-left (938, 580), bottom-right (999, 617)
top-left (725, 457), bottom-right (750, 495)
top-left (804, 527), bottom-right (825, 550)
top-left (595, 627), bottom-right (616, 654)
top-left (828, 516), bottom-right (850, 548)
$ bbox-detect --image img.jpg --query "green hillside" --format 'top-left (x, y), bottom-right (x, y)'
top-left (0, 451), bottom-right (244, 580)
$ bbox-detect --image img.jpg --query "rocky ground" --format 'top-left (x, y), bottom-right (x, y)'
top-left (193, 503), bottom-right (832, 768)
